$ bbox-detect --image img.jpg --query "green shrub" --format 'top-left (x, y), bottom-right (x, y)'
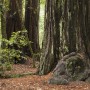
top-left (0, 30), bottom-right (31, 77)
top-left (9, 30), bottom-right (29, 48)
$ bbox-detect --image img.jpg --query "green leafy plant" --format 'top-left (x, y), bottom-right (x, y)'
top-left (0, 30), bottom-right (31, 77)
top-left (9, 30), bottom-right (29, 48)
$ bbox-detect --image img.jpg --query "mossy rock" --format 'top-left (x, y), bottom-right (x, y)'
top-left (49, 53), bottom-right (88, 85)
top-left (66, 56), bottom-right (85, 80)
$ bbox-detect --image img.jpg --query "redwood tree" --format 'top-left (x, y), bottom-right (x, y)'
top-left (38, 0), bottom-right (90, 75)
top-left (25, 0), bottom-right (40, 53)
top-left (6, 0), bottom-right (23, 39)
top-left (78, 0), bottom-right (90, 66)
top-left (38, 0), bottom-right (55, 75)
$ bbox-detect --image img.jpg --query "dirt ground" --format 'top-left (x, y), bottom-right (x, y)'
top-left (0, 62), bottom-right (90, 90)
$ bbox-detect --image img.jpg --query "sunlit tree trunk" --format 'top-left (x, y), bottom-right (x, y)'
top-left (38, 0), bottom-right (55, 75)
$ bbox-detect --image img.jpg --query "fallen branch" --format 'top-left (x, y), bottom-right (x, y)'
top-left (1, 72), bottom-right (36, 78)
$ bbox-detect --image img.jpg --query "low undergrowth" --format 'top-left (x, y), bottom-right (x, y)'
top-left (0, 30), bottom-right (32, 77)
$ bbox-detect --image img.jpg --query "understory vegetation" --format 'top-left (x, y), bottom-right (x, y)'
top-left (0, 30), bottom-right (31, 77)
top-left (0, 0), bottom-right (90, 89)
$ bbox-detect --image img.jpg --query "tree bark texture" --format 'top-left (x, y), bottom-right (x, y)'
top-left (38, 0), bottom-right (55, 75)
top-left (6, 0), bottom-right (23, 39)
top-left (38, 0), bottom-right (90, 75)
top-left (25, 0), bottom-right (40, 53)
top-left (78, 0), bottom-right (90, 66)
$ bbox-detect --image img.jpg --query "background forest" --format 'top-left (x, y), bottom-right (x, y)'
top-left (0, 0), bottom-right (90, 90)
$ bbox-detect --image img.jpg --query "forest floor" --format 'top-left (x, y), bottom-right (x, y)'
top-left (0, 59), bottom-right (90, 90)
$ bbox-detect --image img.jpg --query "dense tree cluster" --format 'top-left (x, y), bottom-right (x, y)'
top-left (38, 0), bottom-right (90, 75)
top-left (0, 0), bottom-right (90, 83)
top-left (0, 0), bottom-right (40, 53)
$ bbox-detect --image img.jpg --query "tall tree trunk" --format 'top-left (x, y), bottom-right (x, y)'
top-left (25, 0), bottom-right (40, 53)
top-left (38, 0), bottom-right (90, 75)
top-left (53, 0), bottom-right (61, 61)
top-left (38, 0), bottom-right (55, 75)
top-left (67, 0), bottom-right (76, 53)
top-left (78, 0), bottom-right (90, 66)
top-left (6, 0), bottom-right (23, 39)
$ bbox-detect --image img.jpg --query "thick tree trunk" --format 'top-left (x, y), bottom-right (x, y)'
top-left (67, 0), bottom-right (76, 53)
top-left (25, 0), bottom-right (40, 53)
top-left (38, 0), bottom-right (55, 75)
top-left (38, 0), bottom-right (90, 75)
top-left (48, 0), bottom-right (90, 85)
top-left (6, 0), bottom-right (23, 39)
top-left (78, 0), bottom-right (90, 66)
top-left (53, 0), bottom-right (61, 61)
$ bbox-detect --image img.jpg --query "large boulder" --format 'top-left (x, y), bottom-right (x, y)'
top-left (48, 52), bottom-right (90, 85)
